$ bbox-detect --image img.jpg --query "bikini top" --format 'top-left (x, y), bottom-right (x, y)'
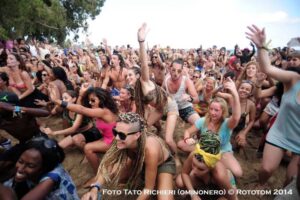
top-left (233, 101), bottom-right (248, 133)
top-left (9, 82), bottom-right (27, 90)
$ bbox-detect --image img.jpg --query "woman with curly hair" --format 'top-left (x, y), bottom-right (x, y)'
top-left (49, 84), bottom-right (118, 173)
top-left (82, 112), bottom-right (175, 200)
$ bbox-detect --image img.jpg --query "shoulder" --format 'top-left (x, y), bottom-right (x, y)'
top-left (145, 137), bottom-right (161, 155)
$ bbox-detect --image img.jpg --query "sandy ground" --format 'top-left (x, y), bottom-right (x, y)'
top-left (1, 115), bottom-right (287, 200)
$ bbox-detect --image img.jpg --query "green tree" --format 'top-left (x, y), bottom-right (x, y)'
top-left (0, 0), bottom-right (105, 44)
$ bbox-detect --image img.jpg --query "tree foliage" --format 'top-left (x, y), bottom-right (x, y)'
top-left (0, 0), bottom-right (105, 44)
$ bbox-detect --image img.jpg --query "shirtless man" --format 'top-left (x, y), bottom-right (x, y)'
top-left (101, 53), bottom-right (128, 93)
top-left (150, 51), bottom-right (166, 86)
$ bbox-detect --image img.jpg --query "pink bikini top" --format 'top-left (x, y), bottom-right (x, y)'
top-left (9, 82), bottom-right (27, 90)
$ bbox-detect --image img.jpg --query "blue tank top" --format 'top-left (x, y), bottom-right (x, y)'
top-left (266, 80), bottom-right (300, 154)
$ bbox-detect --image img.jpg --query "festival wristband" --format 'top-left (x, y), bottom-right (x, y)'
top-left (89, 183), bottom-right (101, 191)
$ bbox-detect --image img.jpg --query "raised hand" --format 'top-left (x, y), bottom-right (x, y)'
top-left (256, 72), bottom-right (267, 85)
top-left (137, 23), bottom-right (149, 42)
top-left (223, 77), bottom-right (237, 94)
top-left (102, 38), bottom-right (108, 47)
top-left (245, 25), bottom-right (266, 48)
top-left (79, 82), bottom-right (90, 97)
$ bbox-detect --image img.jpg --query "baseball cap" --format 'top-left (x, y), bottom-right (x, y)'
top-left (0, 92), bottom-right (19, 105)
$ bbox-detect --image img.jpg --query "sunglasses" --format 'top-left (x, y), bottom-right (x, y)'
top-left (193, 75), bottom-right (200, 79)
top-left (112, 128), bottom-right (139, 140)
top-left (42, 73), bottom-right (48, 77)
top-left (29, 136), bottom-right (57, 149)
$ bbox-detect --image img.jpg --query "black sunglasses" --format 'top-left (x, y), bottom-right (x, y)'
top-left (112, 128), bottom-right (139, 140)
top-left (42, 73), bottom-right (48, 76)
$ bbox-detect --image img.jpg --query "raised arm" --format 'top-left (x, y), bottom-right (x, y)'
top-left (224, 78), bottom-right (241, 129)
top-left (138, 23), bottom-right (151, 82)
top-left (246, 25), bottom-right (300, 84)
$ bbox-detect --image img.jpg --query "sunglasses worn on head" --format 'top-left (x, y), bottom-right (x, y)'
top-left (112, 128), bottom-right (139, 140)
top-left (30, 136), bottom-right (57, 149)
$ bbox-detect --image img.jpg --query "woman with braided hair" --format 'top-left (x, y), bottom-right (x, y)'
top-left (134, 23), bottom-right (180, 163)
top-left (81, 112), bottom-right (176, 200)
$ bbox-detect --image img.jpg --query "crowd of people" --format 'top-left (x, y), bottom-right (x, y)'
top-left (0, 23), bottom-right (300, 200)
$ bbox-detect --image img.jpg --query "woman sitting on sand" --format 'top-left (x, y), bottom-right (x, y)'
top-left (49, 84), bottom-right (118, 173)
top-left (176, 132), bottom-right (237, 200)
top-left (178, 77), bottom-right (243, 180)
top-left (41, 90), bottom-right (102, 149)
top-left (81, 112), bottom-right (176, 200)
top-left (3, 136), bottom-right (79, 200)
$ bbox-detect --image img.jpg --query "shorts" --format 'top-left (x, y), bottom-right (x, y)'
top-left (77, 126), bottom-right (102, 143)
top-left (265, 141), bottom-right (300, 156)
top-left (179, 106), bottom-right (196, 122)
top-left (264, 101), bottom-right (279, 116)
top-left (157, 155), bottom-right (176, 175)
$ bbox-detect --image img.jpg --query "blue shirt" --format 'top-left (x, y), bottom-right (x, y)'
top-left (195, 117), bottom-right (232, 153)
top-left (267, 80), bottom-right (300, 154)
top-left (4, 165), bottom-right (79, 200)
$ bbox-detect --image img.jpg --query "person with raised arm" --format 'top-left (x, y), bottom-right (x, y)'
top-left (246, 25), bottom-right (300, 187)
top-left (134, 23), bottom-right (179, 162)
top-left (178, 77), bottom-right (242, 179)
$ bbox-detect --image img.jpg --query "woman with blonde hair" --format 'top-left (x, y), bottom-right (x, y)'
top-left (178, 77), bottom-right (243, 179)
top-left (81, 112), bottom-right (175, 200)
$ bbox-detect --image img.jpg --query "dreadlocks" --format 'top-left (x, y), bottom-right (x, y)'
top-left (98, 112), bottom-right (146, 189)
top-left (135, 80), bottom-right (168, 117)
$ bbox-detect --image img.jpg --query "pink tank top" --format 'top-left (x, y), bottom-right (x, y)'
top-left (95, 119), bottom-right (116, 144)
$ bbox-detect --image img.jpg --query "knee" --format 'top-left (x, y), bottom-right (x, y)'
top-left (83, 145), bottom-right (93, 154)
top-left (72, 136), bottom-right (83, 145)
top-left (175, 175), bottom-right (184, 189)
top-left (231, 167), bottom-right (243, 178)
top-left (260, 164), bottom-right (274, 175)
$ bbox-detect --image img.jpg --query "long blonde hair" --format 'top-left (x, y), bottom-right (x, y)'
top-left (98, 113), bottom-right (146, 189)
top-left (204, 97), bottom-right (229, 133)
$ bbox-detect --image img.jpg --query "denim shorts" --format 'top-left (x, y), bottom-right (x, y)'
top-left (179, 106), bottom-right (196, 122)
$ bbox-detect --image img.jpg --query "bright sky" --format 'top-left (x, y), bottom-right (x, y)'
top-left (79, 0), bottom-right (300, 49)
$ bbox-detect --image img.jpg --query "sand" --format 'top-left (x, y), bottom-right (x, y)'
top-left (1, 115), bottom-right (287, 200)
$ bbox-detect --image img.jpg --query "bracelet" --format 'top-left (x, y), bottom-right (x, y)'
top-left (14, 106), bottom-right (21, 113)
top-left (89, 183), bottom-right (101, 191)
top-left (138, 40), bottom-right (145, 43)
top-left (60, 101), bottom-right (68, 108)
top-left (258, 46), bottom-right (269, 51)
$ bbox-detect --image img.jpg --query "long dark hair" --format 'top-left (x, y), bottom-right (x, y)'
top-left (52, 67), bottom-right (74, 90)
top-left (83, 87), bottom-right (118, 114)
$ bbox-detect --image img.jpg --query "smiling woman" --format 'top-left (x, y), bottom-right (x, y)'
top-left (3, 136), bottom-right (79, 200)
